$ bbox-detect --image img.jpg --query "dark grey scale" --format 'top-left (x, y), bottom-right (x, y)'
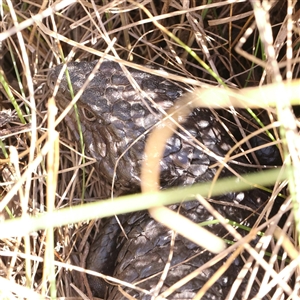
top-left (47, 60), bottom-right (280, 299)
top-left (106, 194), bottom-right (266, 300)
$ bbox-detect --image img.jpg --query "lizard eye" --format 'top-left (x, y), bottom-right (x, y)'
top-left (81, 107), bottom-right (97, 121)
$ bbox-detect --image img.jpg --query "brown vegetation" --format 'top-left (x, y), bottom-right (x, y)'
top-left (0, 0), bottom-right (299, 299)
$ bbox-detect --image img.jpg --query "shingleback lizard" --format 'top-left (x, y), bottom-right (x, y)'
top-left (47, 59), bottom-right (279, 300)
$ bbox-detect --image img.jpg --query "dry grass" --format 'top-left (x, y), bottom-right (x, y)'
top-left (0, 0), bottom-right (299, 299)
